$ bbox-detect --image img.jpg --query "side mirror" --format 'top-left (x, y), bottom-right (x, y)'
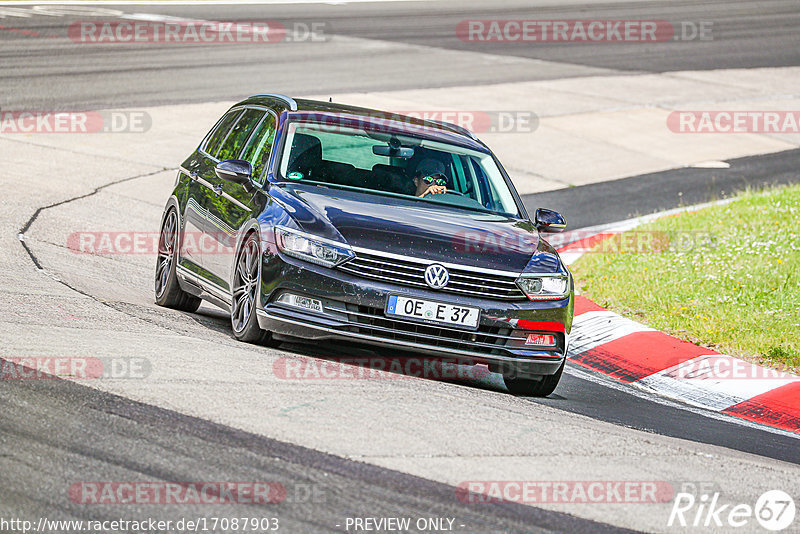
top-left (215, 159), bottom-right (252, 185)
top-left (534, 208), bottom-right (566, 233)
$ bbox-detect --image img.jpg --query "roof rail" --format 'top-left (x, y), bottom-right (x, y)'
top-left (427, 119), bottom-right (479, 141)
top-left (247, 93), bottom-right (298, 111)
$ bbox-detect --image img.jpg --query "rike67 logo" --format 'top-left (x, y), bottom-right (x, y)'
top-left (669, 490), bottom-right (795, 531)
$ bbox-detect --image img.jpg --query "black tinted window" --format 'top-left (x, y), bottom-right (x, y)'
top-left (204, 109), bottom-right (242, 157)
top-left (241, 112), bottom-right (277, 181)
top-left (216, 109), bottom-right (264, 162)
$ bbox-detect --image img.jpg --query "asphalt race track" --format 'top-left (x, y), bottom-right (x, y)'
top-left (2, 1), bottom-right (800, 533)
top-left (2, 0), bottom-right (800, 109)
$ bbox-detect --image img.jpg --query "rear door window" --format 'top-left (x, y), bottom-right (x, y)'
top-left (203, 109), bottom-right (242, 158)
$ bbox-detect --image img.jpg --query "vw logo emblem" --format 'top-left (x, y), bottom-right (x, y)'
top-left (424, 264), bottom-right (450, 289)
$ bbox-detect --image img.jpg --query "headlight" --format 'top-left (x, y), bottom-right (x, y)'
top-left (516, 273), bottom-right (570, 301)
top-left (275, 227), bottom-right (354, 268)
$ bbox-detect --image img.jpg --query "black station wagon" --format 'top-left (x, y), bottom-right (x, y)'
top-left (155, 93), bottom-right (573, 396)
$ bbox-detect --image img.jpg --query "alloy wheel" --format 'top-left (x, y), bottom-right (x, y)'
top-left (232, 237), bottom-right (259, 333)
top-left (155, 210), bottom-right (178, 298)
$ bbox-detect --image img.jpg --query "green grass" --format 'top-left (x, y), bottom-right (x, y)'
top-left (572, 184), bottom-right (800, 373)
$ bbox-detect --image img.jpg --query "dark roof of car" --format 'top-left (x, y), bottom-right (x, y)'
top-left (239, 93), bottom-right (481, 145)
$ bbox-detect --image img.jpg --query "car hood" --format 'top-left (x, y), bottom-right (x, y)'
top-left (270, 183), bottom-right (561, 273)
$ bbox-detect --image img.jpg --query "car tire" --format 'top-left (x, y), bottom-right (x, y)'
top-left (230, 232), bottom-right (279, 346)
top-left (155, 208), bottom-right (202, 313)
top-left (503, 358), bottom-right (565, 397)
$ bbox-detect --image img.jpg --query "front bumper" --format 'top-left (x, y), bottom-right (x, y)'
top-left (257, 251), bottom-right (573, 378)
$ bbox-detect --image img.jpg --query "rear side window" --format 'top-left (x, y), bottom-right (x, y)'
top-left (240, 112), bottom-right (277, 181)
top-left (203, 109), bottom-right (242, 158)
top-left (216, 108), bottom-right (264, 162)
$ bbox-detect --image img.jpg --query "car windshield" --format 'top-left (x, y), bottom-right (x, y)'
top-left (277, 121), bottom-right (521, 217)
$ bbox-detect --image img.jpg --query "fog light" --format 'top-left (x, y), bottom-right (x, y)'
top-left (525, 334), bottom-right (556, 347)
top-left (276, 293), bottom-right (323, 313)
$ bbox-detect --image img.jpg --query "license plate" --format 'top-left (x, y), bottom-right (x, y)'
top-left (386, 295), bottom-right (480, 329)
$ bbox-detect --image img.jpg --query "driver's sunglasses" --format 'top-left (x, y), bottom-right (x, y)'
top-left (422, 173), bottom-right (447, 186)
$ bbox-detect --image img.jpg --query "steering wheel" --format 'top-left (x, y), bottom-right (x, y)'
top-left (443, 189), bottom-right (465, 196)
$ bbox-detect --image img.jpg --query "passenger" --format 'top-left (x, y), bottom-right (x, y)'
top-left (412, 159), bottom-right (448, 197)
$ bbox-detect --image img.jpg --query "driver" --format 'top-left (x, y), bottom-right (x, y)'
top-left (412, 159), bottom-right (448, 197)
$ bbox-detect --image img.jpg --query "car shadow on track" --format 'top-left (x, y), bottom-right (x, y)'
top-left (278, 340), bottom-right (509, 394)
top-left (183, 304), bottom-right (509, 394)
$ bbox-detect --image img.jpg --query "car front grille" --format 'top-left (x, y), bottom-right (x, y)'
top-left (337, 251), bottom-right (527, 301)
